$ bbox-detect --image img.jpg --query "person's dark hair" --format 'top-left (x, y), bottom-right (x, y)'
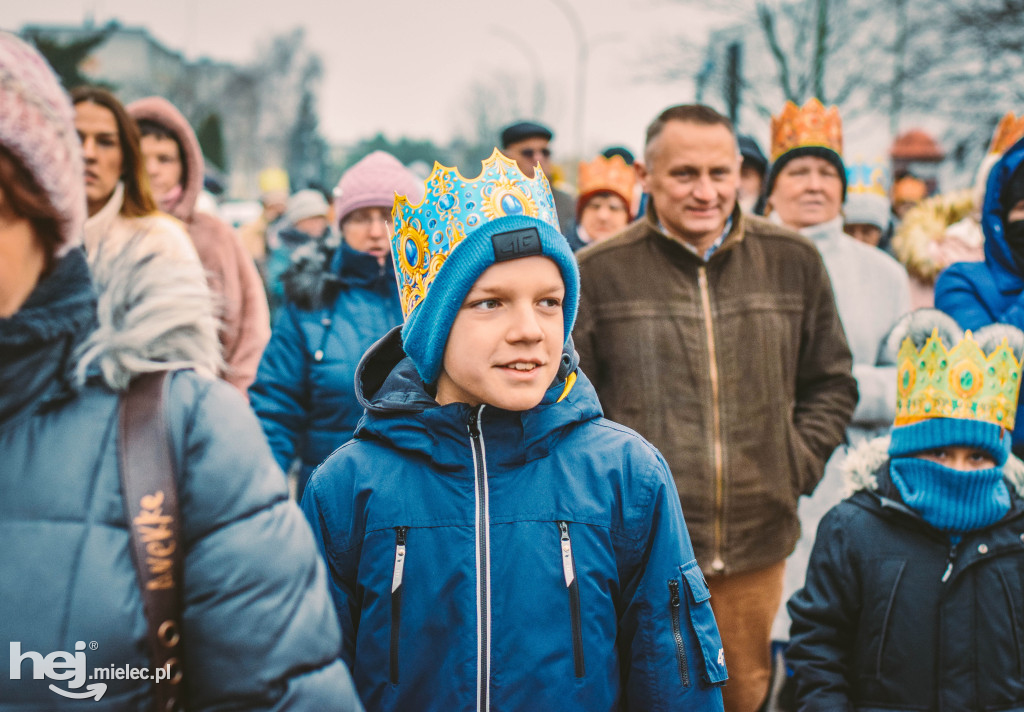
top-left (71, 86), bottom-right (157, 218)
top-left (645, 105), bottom-right (735, 149)
top-left (0, 145), bottom-right (63, 271)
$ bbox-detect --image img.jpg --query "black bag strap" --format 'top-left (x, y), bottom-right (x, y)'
top-left (118, 371), bottom-right (185, 712)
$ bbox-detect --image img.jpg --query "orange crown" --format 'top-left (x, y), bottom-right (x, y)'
top-left (989, 112), bottom-right (1024, 155)
top-left (577, 155), bottom-right (636, 210)
top-left (770, 98), bottom-right (843, 161)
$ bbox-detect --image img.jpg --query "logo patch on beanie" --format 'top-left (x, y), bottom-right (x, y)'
top-left (492, 227), bottom-right (542, 262)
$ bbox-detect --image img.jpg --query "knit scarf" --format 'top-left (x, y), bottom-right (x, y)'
top-left (889, 456), bottom-right (1011, 533)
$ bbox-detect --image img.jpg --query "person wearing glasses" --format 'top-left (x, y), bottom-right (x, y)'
top-left (500, 120), bottom-right (576, 237)
top-left (249, 151), bottom-right (422, 501)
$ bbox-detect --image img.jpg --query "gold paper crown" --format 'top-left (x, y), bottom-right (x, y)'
top-left (577, 155), bottom-right (636, 207)
top-left (770, 98), bottom-right (843, 162)
top-left (988, 112), bottom-right (1024, 156)
top-left (895, 328), bottom-right (1022, 429)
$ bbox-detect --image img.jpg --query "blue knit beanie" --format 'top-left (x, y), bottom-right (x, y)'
top-left (402, 215), bottom-right (578, 383)
top-left (391, 150), bottom-right (579, 385)
top-left (888, 418), bottom-right (1011, 466)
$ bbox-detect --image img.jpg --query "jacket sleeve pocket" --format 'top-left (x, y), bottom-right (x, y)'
top-left (680, 560), bottom-right (728, 686)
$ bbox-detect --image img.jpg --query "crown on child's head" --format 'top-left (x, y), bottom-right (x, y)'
top-left (770, 98), bottom-right (843, 162)
top-left (577, 154), bottom-right (635, 206)
top-left (989, 112), bottom-right (1024, 156)
top-left (896, 328), bottom-right (1022, 430)
top-left (845, 156), bottom-right (890, 198)
top-left (390, 149), bottom-right (560, 319)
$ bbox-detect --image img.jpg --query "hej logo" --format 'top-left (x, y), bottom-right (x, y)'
top-left (9, 641), bottom-right (107, 701)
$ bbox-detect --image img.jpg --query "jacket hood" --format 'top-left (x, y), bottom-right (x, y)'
top-left (982, 137), bottom-right (1024, 292)
top-left (351, 326), bottom-right (600, 471)
top-left (282, 234), bottom-right (397, 310)
top-left (842, 434), bottom-right (1024, 500)
top-left (75, 230), bottom-right (222, 392)
top-left (127, 96), bottom-right (204, 222)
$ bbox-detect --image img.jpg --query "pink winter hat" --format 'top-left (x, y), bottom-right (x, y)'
top-left (333, 151), bottom-right (423, 226)
top-left (0, 32), bottom-right (85, 256)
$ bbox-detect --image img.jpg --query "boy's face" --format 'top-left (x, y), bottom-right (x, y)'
top-left (140, 134), bottom-right (183, 203)
top-left (916, 446), bottom-right (996, 471)
top-left (435, 256), bottom-right (565, 411)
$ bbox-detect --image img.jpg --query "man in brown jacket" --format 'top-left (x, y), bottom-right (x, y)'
top-left (128, 97), bottom-right (271, 395)
top-left (574, 104), bottom-right (857, 712)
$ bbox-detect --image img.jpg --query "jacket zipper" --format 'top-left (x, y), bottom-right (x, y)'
top-left (390, 526), bottom-right (407, 684)
top-left (468, 406), bottom-right (491, 712)
top-left (697, 266), bottom-right (725, 572)
top-left (668, 579), bottom-right (691, 687)
top-left (941, 541), bottom-right (958, 582)
top-left (558, 521), bottom-right (586, 678)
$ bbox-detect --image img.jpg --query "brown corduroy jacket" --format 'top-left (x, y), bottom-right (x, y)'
top-left (574, 204), bottom-right (857, 576)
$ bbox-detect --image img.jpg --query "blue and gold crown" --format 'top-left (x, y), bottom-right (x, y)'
top-left (845, 156), bottom-right (890, 197)
top-left (896, 329), bottom-right (1022, 430)
top-left (391, 149), bottom-right (560, 319)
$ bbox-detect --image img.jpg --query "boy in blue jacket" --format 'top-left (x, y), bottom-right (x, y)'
top-left (301, 150), bottom-right (727, 711)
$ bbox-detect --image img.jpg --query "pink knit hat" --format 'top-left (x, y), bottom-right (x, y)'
top-left (333, 151), bottom-right (423, 226)
top-left (0, 32), bottom-right (85, 256)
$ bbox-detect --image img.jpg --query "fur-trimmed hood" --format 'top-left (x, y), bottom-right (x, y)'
top-left (76, 229), bottom-right (221, 391)
top-left (281, 233), bottom-right (396, 311)
top-left (842, 434), bottom-right (1024, 498)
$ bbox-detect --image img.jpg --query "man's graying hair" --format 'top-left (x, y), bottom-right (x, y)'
top-left (878, 308), bottom-right (1024, 364)
top-left (643, 105), bottom-right (737, 163)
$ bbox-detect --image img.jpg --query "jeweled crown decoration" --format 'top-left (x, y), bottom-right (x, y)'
top-left (770, 98), bottom-right (843, 162)
top-left (845, 156), bottom-right (890, 197)
top-left (391, 149), bottom-right (560, 319)
top-left (895, 328), bottom-right (1022, 430)
top-left (577, 154), bottom-right (636, 203)
top-left (988, 112), bottom-right (1024, 156)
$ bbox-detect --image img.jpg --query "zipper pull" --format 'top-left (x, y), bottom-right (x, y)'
top-left (941, 542), bottom-right (958, 583)
top-left (468, 405), bottom-right (484, 437)
top-left (558, 521), bottom-right (575, 587)
top-left (392, 527), bottom-right (407, 593)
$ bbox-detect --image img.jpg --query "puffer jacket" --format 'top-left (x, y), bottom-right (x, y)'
top-left (0, 242), bottom-right (360, 710)
top-left (250, 238), bottom-right (404, 500)
top-left (787, 436), bottom-right (1024, 711)
top-left (127, 96), bottom-right (271, 395)
top-left (301, 327), bottom-right (727, 712)
top-left (936, 137), bottom-right (1024, 453)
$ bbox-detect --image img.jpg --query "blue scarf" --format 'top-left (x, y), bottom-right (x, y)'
top-left (889, 457), bottom-right (1011, 533)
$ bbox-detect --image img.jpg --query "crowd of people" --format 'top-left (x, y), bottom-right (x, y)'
top-left (4, 27), bottom-right (1024, 712)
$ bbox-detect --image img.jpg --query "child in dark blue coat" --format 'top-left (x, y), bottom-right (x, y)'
top-left (301, 150), bottom-right (727, 712)
top-left (787, 310), bottom-right (1024, 711)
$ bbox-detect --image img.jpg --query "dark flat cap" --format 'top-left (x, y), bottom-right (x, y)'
top-left (501, 120), bottom-right (554, 148)
top-left (601, 146), bottom-right (635, 165)
top-left (738, 134), bottom-right (768, 175)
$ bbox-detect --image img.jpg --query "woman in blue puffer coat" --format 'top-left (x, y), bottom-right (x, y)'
top-left (936, 136), bottom-right (1024, 456)
top-left (250, 151), bottom-right (422, 500)
top-left (0, 33), bottom-right (359, 711)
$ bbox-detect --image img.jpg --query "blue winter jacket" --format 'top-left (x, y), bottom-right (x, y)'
top-left (935, 137), bottom-right (1024, 450)
top-left (0, 247), bottom-right (360, 710)
top-left (301, 327), bottom-right (727, 712)
top-left (250, 240), bottom-right (404, 499)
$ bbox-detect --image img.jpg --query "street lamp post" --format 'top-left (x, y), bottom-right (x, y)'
top-left (548, 0), bottom-right (587, 157)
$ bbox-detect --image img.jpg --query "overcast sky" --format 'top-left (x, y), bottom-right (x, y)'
top-left (8, 0), bottom-right (733, 158)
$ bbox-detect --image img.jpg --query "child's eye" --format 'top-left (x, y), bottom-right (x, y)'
top-left (471, 299), bottom-right (500, 310)
top-left (539, 297), bottom-right (562, 308)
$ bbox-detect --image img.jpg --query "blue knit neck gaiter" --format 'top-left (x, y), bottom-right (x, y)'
top-left (889, 457), bottom-right (1011, 533)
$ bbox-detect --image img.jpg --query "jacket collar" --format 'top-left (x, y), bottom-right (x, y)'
top-left (982, 138), bottom-right (1024, 295)
top-left (642, 199), bottom-right (746, 261)
top-left (0, 249), bottom-right (96, 425)
top-left (352, 327), bottom-right (601, 472)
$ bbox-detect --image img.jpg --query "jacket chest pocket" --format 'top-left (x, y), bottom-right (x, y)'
top-left (389, 526), bottom-right (407, 685)
top-left (556, 521), bottom-right (586, 678)
top-left (672, 560), bottom-right (727, 687)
